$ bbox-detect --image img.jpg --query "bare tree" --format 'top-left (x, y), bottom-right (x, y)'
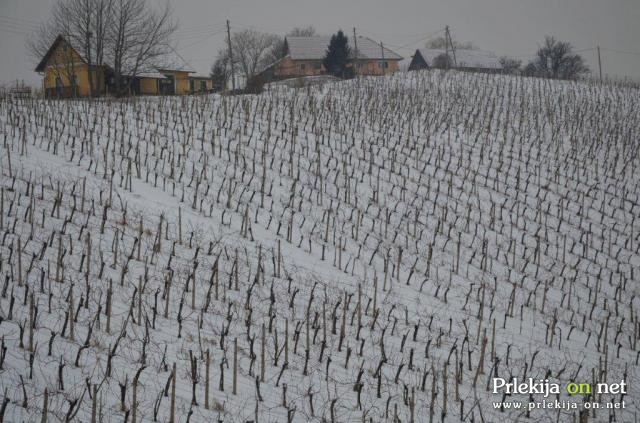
top-left (425, 36), bottom-right (476, 50)
top-left (288, 26), bottom-right (317, 37)
top-left (28, 0), bottom-right (114, 97)
top-left (108, 0), bottom-right (176, 95)
top-left (29, 0), bottom-right (175, 97)
top-left (432, 53), bottom-right (453, 70)
top-left (214, 29), bottom-right (280, 86)
top-left (525, 36), bottom-right (589, 80)
top-left (210, 54), bottom-right (230, 91)
top-left (499, 56), bottom-right (521, 75)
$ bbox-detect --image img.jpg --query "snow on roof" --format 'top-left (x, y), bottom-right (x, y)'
top-left (35, 35), bottom-right (195, 73)
top-left (155, 46), bottom-right (195, 73)
top-left (417, 48), bottom-right (502, 69)
top-left (286, 36), bottom-right (402, 61)
top-left (136, 72), bottom-right (168, 79)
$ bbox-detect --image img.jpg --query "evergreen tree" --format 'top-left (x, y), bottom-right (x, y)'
top-left (323, 30), bottom-right (351, 78)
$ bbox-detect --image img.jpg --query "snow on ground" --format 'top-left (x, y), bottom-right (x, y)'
top-left (0, 70), bottom-right (639, 422)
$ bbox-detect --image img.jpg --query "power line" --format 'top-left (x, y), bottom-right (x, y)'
top-left (0, 14), bottom-right (42, 26)
top-left (174, 21), bottom-right (226, 33)
top-left (382, 28), bottom-right (445, 51)
top-left (0, 18), bottom-right (40, 33)
top-left (0, 27), bottom-right (32, 37)
top-left (176, 27), bottom-right (226, 42)
top-left (231, 21), bottom-right (292, 35)
top-left (601, 47), bottom-right (640, 57)
top-left (573, 47), bottom-right (596, 54)
top-left (174, 24), bottom-right (226, 39)
top-left (179, 29), bottom-right (226, 49)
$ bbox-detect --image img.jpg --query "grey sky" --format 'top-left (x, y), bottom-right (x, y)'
top-left (1, 0), bottom-right (639, 86)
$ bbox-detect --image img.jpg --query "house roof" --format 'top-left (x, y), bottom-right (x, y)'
top-left (286, 36), bottom-right (402, 61)
top-left (35, 35), bottom-right (195, 74)
top-left (155, 46), bottom-right (195, 73)
top-left (415, 48), bottom-right (502, 69)
top-left (35, 35), bottom-right (88, 72)
top-left (136, 71), bottom-right (168, 79)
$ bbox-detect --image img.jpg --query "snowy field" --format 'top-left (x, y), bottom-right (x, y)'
top-left (0, 70), bottom-right (639, 422)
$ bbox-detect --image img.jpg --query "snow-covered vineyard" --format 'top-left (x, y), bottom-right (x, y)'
top-left (0, 71), bottom-right (639, 422)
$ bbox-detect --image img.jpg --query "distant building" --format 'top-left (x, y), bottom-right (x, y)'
top-left (260, 36), bottom-right (403, 80)
top-left (35, 35), bottom-right (215, 98)
top-left (408, 48), bottom-right (502, 73)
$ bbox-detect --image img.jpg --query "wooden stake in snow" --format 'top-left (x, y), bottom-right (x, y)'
top-left (68, 288), bottom-right (75, 341)
top-left (261, 323), bottom-right (266, 382)
top-left (106, 279), bottom-right (112, 334)
top-left (81, 177), bottom-right (85, 214)
top-left (178, 207), bottom-right (183, 244)
top-left (41, 387), bottom-right (48, 423)
top-left (90, 385), bottom-right (97, 423)
top-left (373, 273), bottom-right (378, 313)
top-left (17, 238), bottom-right (23, 287)
top-left (28, 293), bottom-right (34, 352)
top-left (233, 337), bottom-right (238, 395)
top-left (429, 365), bottom-right (437, 423)
top-left (0, 187), bottom-right (4, 229)
top-left (284, 319), bottom-right (289, 364)
top-left (205, 349), bottom-right (210, 410)
top-left (169, 363), bottom-right (176, 423)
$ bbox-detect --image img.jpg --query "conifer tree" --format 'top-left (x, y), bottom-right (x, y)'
top-left (323, 30), bottom-right (351, 78)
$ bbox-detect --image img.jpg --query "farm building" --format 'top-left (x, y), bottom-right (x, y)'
top-left (408, 48), bottom-right (502, 73)
top-left (35, 35), bottom-right (215, 98)
top-left (260, 36), bottom-right (403, 80)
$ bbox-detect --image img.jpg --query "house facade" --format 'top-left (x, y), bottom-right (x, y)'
top-left (35, 36), bottom-right (214, 98)
top-left (260, 36), bottom-right (403, 80)
top-left (408, 48), bottom-right (503, 73)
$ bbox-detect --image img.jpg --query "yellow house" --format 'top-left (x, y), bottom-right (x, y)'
top-left (35, 35), bottom-right (215, 98)
top-left (35, 35), bottom-right (107, 97)
top-left (188, 76), bottom-right (216, 94)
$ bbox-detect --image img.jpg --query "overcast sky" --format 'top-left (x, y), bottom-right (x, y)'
top-left (1, 0), bottom-right (639, 86)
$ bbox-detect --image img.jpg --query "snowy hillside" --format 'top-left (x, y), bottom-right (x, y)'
top-left (1, 70), bottom-right (639, 422)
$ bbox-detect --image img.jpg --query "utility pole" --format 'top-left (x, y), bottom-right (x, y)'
top-left (445, 25), bottom-right (457, 69)
top-left (380, 42), bottom-right (386, 76)
top-left (226, 19), bottom-right (236, 92)
top-left (87, 31), bottom-right (93, 98)
top-left (445, 26), bottom-right (449, 70)
top-left (597, 46), bottom-right (603, 83)
top-left (353, 27), bottom-right (358, 77)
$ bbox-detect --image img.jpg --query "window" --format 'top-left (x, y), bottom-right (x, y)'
top-left (300, 63), bottom-right (306, 72)
top-left (379, 60), bottom-right (388, 69)
top-left (313, 63), bottom-right (321, 70)
top-left (200, 80), bottom-right (206, 91)
top-left (55, 77), bottom-right (62, 88)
